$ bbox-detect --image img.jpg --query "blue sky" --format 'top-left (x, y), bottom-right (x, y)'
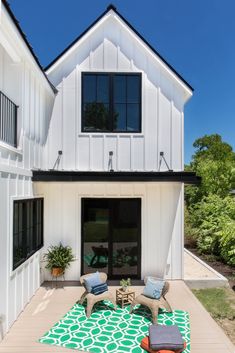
top-left (8, 0), bottom-right (235, 163)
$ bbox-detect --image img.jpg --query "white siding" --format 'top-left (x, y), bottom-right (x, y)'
top-left (34, 182), bottom-right (183, 281)
top-left (0, 3), bottom-right (55, 340)
top-left (46, 16), bottom-right (186, 172)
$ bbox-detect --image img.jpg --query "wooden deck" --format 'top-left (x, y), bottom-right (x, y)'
top-left (0, 281), bottom-right (234, 353)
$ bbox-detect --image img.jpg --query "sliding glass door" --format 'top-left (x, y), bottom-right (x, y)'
top-left (81, 198), bottom-right (141, 279)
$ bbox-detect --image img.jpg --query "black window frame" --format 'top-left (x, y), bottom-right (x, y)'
top-left (13, 198), bottom-right (44, 270)
top-left (81, 72), bottom-right (142, 133)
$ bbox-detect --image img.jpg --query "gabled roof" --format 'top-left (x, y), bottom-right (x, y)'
top-left (45, 4), bottom-right (193, 92)
top-left (2, 0), bottom-right (57, 94)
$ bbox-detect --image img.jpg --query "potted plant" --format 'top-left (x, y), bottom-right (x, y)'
top-left (44, 243), bottom-right (75, 277)
top-left (120, 278), bottom-right (131, 292)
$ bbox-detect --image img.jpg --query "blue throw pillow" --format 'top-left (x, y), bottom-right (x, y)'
top-left (91, 282), bottom-right (108, 295)
top-left (143, 278), bottom-right (165, 299)
top-left (84, 272), bottom-right (102, 293)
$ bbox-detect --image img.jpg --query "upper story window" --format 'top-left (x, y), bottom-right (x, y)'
top-left (82, 73), bottom-right (141, 133)
top-left (0, 90), bottom-right (18, 147)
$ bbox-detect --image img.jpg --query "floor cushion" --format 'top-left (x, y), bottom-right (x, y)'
top-left (140, 336), bottom-right (186, 353)
top-left (149, 324), bottom-right (184, 350)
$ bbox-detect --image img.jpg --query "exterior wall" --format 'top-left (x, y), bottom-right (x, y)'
top-left (34, 182), bottom-right (184, 281)
top-left (0, 4), bottom-right (189, 340)
top-left (0, 3), bottom-right (54, 339)
top-left (45, 15), bottom-right (187, 172)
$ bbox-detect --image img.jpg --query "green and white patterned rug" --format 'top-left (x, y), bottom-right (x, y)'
top-left (39, 301), bottom-right (190, 353)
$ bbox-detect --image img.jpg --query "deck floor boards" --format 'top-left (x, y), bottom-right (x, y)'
top-left (0, 281), bottom-right (234, 353)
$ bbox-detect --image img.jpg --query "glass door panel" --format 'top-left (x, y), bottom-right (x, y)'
top-left (111, 199), bottom-right (141, 277)
top-left (82, 199), bottom-right (109, 274)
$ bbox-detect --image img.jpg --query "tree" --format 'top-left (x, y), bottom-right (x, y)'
top-left (185, 134), bottom-right (235, 206)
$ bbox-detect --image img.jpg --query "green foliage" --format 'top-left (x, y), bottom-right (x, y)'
top-left (185, 134), bottom-right (235, 266)
top-left (185, 134), bottom-right (235, 205)
top-left (217, 220), bottom-right (235, 266)
top-left (184, 205), bottom-right (197, 246)
top-left (44, 243), bottom-right (75, 271)
top-left (120, 278), bottom-right (131, 288)
top-left (231, 168), bottom-right (235, 190)
top-left (188, 194), bottom-right (235, 255)
top-left (193, 288), bottom-right (235, 320)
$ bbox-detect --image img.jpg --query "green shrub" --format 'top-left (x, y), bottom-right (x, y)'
top-left (217, 220), bottom-right (235, 265)
top-left (188, 195), bottom-right (235, 255)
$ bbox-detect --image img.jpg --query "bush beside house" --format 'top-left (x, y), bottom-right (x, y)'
top-left (185, 134), bottom-right (235, 266)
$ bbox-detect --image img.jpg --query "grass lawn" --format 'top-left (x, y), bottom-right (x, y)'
top-left (193, 287), bottom-right (235, 344)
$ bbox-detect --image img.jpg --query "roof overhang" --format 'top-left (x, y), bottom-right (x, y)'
top-left (32, 170), bottom-right (201, 185)
top-left (45, 4), bottom-right (193, 97)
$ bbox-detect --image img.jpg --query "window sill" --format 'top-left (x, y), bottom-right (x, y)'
top-left (78, 132), bottom-right (144, 137)
top-left (10, 246), bottom-right (43, 277)
top-left (0, 141), bottom-right (22, 155)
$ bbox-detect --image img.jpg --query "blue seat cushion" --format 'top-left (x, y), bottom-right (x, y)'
top-left (143, 278), bottom-right (165, 299)
top-left (84, 272), bottom-right (102, 293)
top-left (91, 282), bottom-right (108, 295)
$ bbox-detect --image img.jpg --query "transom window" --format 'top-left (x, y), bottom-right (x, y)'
top-left (13, 198), bottom-right (43, 270)
top-left (82, 73), bottom-right (141, 132)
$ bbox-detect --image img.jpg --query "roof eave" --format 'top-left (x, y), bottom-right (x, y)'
top-left (45, 5), bottom-right (193, 93)
top-left (2, 0), bottom-right (57, 94)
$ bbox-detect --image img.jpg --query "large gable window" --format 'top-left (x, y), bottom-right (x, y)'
top-left (13, 198), bottom-right (43, 270)
top-left (82, 73), bottom-right (141, 132)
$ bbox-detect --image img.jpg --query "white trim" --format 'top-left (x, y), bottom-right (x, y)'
top-left (0, 29), bottom-right (21, 62)
top-left (0, 140), bottom-right (23, 155)
top-left (0, 163), bottom-right (32, 177)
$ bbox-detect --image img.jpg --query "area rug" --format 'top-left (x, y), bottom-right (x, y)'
top-left (39, 301), bottom-right (190, 353)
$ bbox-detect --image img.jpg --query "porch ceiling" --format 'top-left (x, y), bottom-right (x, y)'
top-left (32, 170), bottom-right (201, 184)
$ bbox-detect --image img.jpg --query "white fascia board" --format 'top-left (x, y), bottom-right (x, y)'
top-left (0, 163), bottom-right (32, 177)
top-left (2, 5), bottom-right (55, 97)
top-left (46, 14), bottom-right (109, 75)
top-left (0, 28), bottom-right (21, 62)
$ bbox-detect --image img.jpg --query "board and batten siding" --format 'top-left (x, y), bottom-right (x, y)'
top-left (46, 17), bottom-right (185, 172)
top-left (34, 182), bottom-right (184, 282)
top-left (0, 3), bottom-right (54, 338)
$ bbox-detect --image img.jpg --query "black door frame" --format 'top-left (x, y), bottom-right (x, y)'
top-left (81, 198), bottom-right (141, 279)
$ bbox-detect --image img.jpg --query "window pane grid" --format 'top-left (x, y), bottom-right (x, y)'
top-left (13, 198), bottom-right (44, 270)
top-left (82, 73), bottom-right (141, 133)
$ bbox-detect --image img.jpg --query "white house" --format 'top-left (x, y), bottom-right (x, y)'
top-left (0, 1), bottom-right (199, 339)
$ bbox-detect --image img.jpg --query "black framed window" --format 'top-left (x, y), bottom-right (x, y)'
top-left (13, 198), bottom-right (43, 270)
top-left (82, 73), bottom-right (141, 132)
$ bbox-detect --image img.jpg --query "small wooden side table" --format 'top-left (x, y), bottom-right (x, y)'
top-left (116, 288), bottom-right (135, 308)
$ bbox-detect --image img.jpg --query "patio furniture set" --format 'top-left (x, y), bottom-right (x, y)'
top-left (79, 272), bottom-right (172, 324)
top-left (78, 272), bottom-right (186, 353)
